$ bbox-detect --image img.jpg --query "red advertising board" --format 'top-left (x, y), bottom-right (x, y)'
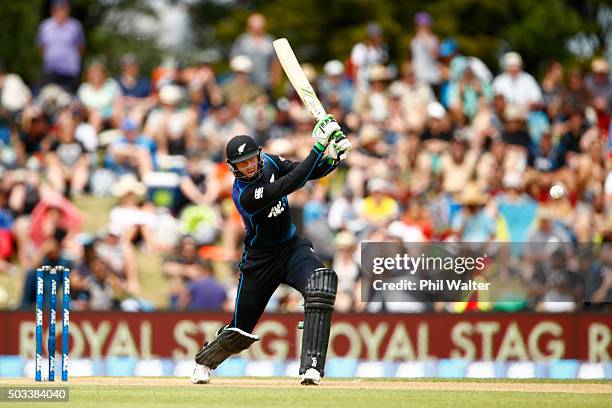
top-left (1, 312), bottom-right (610, 362)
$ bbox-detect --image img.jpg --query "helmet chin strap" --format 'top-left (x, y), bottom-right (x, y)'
top-left (228, 151), bottom-right (264, 182)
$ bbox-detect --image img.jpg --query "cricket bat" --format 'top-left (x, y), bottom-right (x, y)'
top-left (273, 38), bottom-right (348, 160)
top-left (273, 38), bottom-right (327, 121)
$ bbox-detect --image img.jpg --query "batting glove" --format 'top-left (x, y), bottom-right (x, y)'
top-left (312, 114), bottom-right (341, 149)
top-left (328, 132), bottom-right (352, 161)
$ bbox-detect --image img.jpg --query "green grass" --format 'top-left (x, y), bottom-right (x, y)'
top-left (39, 388), bottom-right (612, 408)
top-left (362, 377), bottom-right (612, 384)
top-left (0, 379), bottom-right (609, 408)
top-left (73, 194), bottom-right (117, 234)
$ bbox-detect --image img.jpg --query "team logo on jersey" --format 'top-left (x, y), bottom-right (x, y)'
top-left (269, 174), bottom-right (275, 183)
top-left (267, 201), bottom-right (284, 217)
top-left (254, 187), bottom-right (263, 199)
top-left (237, 142), bottom-right (246, 155)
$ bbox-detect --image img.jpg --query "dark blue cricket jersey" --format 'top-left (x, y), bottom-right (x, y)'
top-left (232, 146), bottom-right (338, 248)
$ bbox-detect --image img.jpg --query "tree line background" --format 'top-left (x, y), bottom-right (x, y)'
top-left (0, 0), bottom-right (609, 87)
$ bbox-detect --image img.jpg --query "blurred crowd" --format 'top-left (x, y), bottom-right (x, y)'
top-left (0, 2), bottom-right (610, 312)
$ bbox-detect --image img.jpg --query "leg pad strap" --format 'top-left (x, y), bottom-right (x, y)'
top-left (195, 326), bottom-right (259, 369)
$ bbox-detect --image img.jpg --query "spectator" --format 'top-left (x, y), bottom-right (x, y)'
top-left (439, 132), bottom-right (478, 194)
top-left (590, 236), bottom-right (612, 304)
top-left (585, 58), bottom-right (612, 137)
top-left (15, 105), bottom-right (50, 167)
top-left (0, 190), bottom-right (14, 272)
top-left (178, 260), bottom-right (228, 311)
top-left (536, 261), bottom-right (580, 312)
top-left (83, 257), bottom-right (124, 310)
top-left (46, 112), bottom-right (89, 196)
top-left (476, 134), bottom-right (507, 191)
top-left (585, 58), bottom-right (612, 108)
top-left (241, 93), bottom-right (276, 143)
top-left (561, 68), bottom-right (592, 115)
top-left (117, 53), bottom-right (151, 99)
top-left (221, 55), bottom-right (265, 106)
top-left (447, 57), bottom-right (493, 126)
top-left (575, 132), bottom-right (606, 205)
top-left (496, 173), bottom-right (538, 245)
top-left (230, 13), bottom-right (278, 92)
top-left (360, 178), bottom-right (399, 227)
top-left (420, 102), bottom-right (453, 149)
top-left (388, 61), bottom-right (434, 132)
top-left (345, 125), bottom-right (390, 197)
top-left (487, 93), bottom-right (507, 135)
top-left (116, 53), bottom-right (153, 124)
top-left (37, 0), bottom-right (85, 93)
top-left (397, 199), bottom-right (434, 240)
top-left (163, 235), bottom-right (207, 308)
top-left (350, 22), bottom-right (389, 90)
top-left (318, 60), bottom-right (354, 113)
top-left (2, 169), bottom-right (41, 267)
top-left (451, 183), bottom-right (496, 242)
top-left (105, 118), bottom-right (156, 179)
top-left (301, 185), bottom-right (334, 261)
top-left (77, 60), bottom-right (122, 132)
top-left (28, 187), bottom-right (83, 256)
top-left (267, 97), bottom-right (293, 140)
top-left (438, 37), bottom-right (493, 108)
top-left (95, 225), bottom-right (138, 295)
top-left (386, 87), bottom-right (410, 137)
top-left (501, 104), bottom-right (531, 151)
top-left (396, 132), bottom-right (432, 197)
top-left (327, 189), bottom-right (365, 234)
top-left (70, 104), bottom-right (98, 153)
top-left (37, 83), bottom-right (73, 124)
top-left (332, 231), bottom-right (359, 312)
top-left (575, 189), bottom-right (606, 243)
top-left (410, 12), bottom-right (440, 88)
top-left (524, 206), bottom-right (573, 279)
top-left (528, 130), bottom-right (565, 173)
top-left (492, 52), bottom-right (543, 111)
top-left (353, 64), bottom-right (391, 123)
top-left (199, 101), bottom-right (249, 156)
top-left (540, 60), bottom-right (565, 119)
top-left (172, 153), bottom-right (220, 214)
top-left (0, 62), bottom-right (31, 116)
top-left (144, 84), bottom-right (197, 158)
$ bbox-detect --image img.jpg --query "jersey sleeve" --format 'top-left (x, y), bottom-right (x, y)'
top-left (265, 153), bottom-right (339, 181)
top-left (239, 146), bottom-right (326, 214)
top-left (307, 156), bottom-right (338, 180)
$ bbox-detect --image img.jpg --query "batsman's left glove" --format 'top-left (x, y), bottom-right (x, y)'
top-left (312, 114), bottom-right (341, 149)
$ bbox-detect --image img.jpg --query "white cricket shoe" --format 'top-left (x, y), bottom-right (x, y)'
top-left (300, 368), bottom-right (321, 385)
top-left (191, 363), bottom-right (212, 384)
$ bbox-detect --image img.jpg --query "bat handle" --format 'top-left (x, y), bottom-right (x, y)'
top-left (314, 112), bottom-right (327, 122)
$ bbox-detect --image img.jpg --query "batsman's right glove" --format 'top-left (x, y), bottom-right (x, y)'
top-left (328, 132), bottom-right (352, 161)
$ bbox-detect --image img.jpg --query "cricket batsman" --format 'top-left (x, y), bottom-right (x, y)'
top-left (191, 114), bottom-right (351, 385)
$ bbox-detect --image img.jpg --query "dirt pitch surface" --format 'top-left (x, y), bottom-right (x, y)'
top-left (1, 376), bottom-right (611, 393)
top-left (1, 377), bottom-right (610, 408)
